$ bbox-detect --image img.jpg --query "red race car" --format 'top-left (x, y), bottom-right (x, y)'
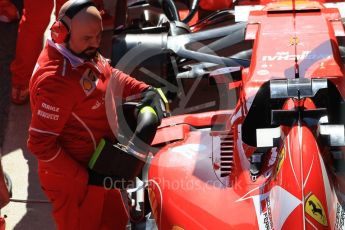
top-left (109, 0), bottom-right (345, 229)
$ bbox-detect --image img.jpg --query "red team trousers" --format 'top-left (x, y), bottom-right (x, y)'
top-left (10, 0), bottom-right (66, 88)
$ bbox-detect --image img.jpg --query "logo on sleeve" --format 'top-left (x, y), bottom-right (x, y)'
top-left (37, 102), bottom-right (60, 121)
top-left (80, 69), bottom-right (98, 96)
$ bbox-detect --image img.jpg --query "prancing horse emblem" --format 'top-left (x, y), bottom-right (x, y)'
top-left (305, 193), bottom-right (328, 226)
top-left (308, 200), bottom-right (324, 218)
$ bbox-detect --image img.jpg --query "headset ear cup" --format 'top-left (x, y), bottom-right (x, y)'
top-left (50, 21), bottom-right (69, 44)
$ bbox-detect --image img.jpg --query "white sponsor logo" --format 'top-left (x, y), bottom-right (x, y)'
top-left (335, 203), bottom-right (345, 230)
top-left (91, 96), bottom-right (105, 110)
top-left (37, 110), bottom-right (59, 120)
top-left (237, 186), bottom-right (301, 230)
top-left (262, 197), bottom-right (273, 230)
top-left (262, 51), bottom-right (331, 62)
top-left (257, 69), bottom-right (269, 76)
top-left (170, 144), bottom-right (207, 159)
top-left (92, 100), bottom-right (101, 110)
top-left (41, 102), bottom-right (60, 112)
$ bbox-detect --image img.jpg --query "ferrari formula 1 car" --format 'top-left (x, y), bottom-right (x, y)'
top-left (108, 0), bottom-right (345, 229)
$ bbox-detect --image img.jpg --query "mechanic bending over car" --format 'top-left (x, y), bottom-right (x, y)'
top-left (27, 0), bottom-right (167, 229)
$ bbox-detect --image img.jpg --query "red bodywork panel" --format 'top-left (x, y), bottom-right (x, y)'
top-left (199, 0), bottom-right (233, 10)
top-left (148, 1), bottom-right (345, 229)
top-left (235, 0), bottom-right (345, 120)
top-left (243, 1), bottom-right (345, 98)
top-left (151, 110), bottom-right (233, 145)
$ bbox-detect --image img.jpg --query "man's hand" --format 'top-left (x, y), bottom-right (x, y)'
top-left (136, 87), bottom-right (169, 124)
top-left (88, 139), bottom-right (145, 188)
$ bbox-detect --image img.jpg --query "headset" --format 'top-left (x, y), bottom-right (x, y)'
top-left (50, 0), bottom-right (96, 44)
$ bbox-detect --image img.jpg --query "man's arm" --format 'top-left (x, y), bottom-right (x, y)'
top-left (28, 75), bottom-right (74, 160)
top-left (28, 76), bottom-right (87, 183)
top-left (111, 68), bottom-right (149, 99)
top-left (111, 68), bottom-right (169, 121)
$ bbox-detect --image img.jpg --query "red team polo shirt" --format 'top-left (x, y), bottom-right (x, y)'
top-left (28, 40), bottom-right (148, 166)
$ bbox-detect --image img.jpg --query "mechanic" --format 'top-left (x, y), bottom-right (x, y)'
top-left (10, 0), bottom-right (107, 104)
top-left (10, 0), bottom-right (67, 104)
top-left (27, 0), bottom-right (164, 229)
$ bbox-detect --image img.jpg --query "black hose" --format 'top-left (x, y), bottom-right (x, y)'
top-left (162, 0), bottom-right (180, 21)
top-left (182, 0), bottom-right (200, 24)
top-left (129, 107), bottom-right (159, 153)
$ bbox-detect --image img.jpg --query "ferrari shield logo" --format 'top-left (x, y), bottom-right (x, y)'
top-left (289, 36), bottom-right (299, 46)
top-left (305, 193), bottom-right (328, 226)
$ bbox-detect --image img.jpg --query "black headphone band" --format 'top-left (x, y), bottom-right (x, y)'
top-left (64, 0), bottom-right (96, 19)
